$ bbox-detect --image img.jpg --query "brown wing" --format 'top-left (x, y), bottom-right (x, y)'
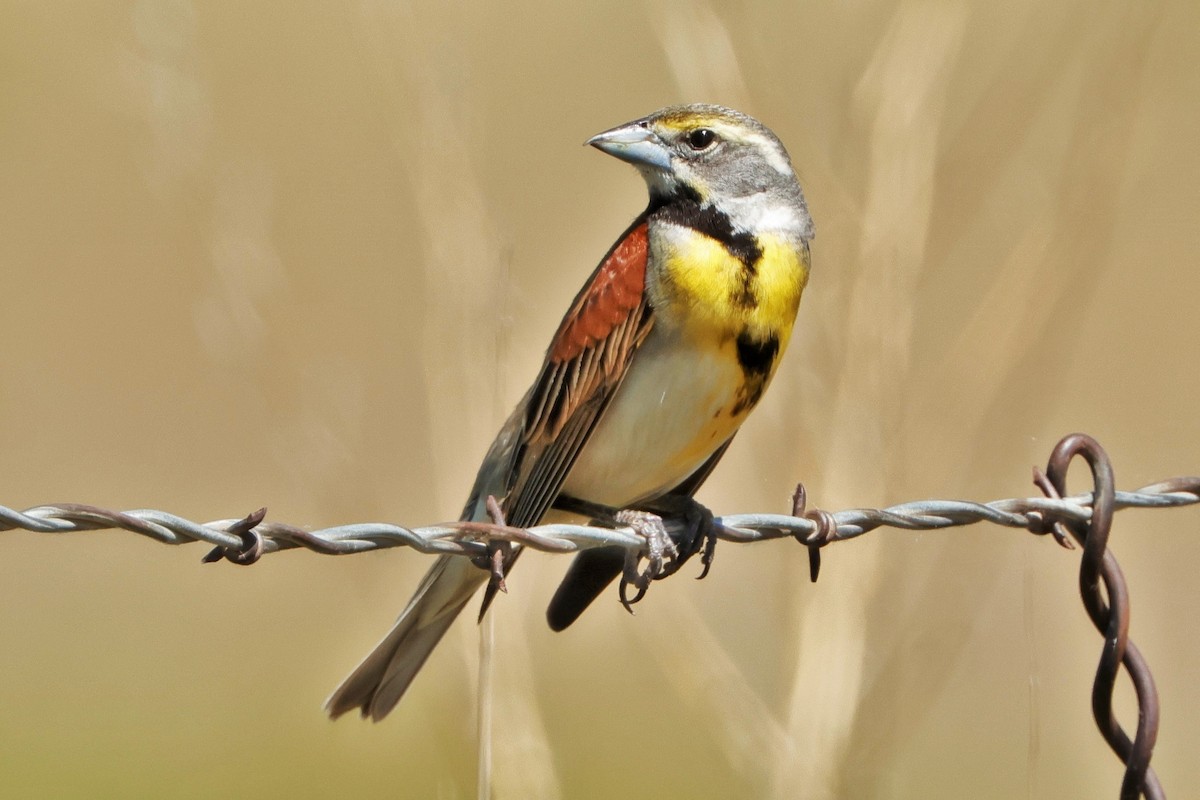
top-left (504, 216), bottom-right (654, 530)
top-left (476, 217), bottom-right (653, 616)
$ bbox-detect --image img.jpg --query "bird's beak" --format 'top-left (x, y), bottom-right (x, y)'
top-left (586, 122), bottom-right (671, 171)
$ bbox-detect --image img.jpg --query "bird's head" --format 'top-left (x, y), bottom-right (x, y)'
top-left (587, 104), bottom-right (812, 236)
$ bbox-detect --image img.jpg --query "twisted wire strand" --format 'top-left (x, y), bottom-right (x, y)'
top-left (1037, 435), bottom-right (1162, 800)
top-left (2, 480), bottom-right (1195, 562)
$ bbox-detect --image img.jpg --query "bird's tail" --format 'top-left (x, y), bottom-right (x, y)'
top-left (324, 549), bottom-right (488, 721)
top-left (327, 398), bottom-right (523, 721)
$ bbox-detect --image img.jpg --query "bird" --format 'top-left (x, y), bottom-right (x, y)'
top-left (326, 103), bottom-right (814, 721)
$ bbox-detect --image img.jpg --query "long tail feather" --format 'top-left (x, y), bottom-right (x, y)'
top-left (325, 554), bottom-right (488, 721)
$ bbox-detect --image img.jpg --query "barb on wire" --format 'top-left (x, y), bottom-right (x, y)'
top-left (1, 434), bottom-right (1193, 798)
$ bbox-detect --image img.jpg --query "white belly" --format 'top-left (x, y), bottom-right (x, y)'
top-left (559, 326), bottom-right (747, 507)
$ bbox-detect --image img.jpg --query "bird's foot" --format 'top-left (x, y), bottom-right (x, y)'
top-left (617, 509), bottom-right (677, 614)
top-left (644, 495), bottom-right (717, 579)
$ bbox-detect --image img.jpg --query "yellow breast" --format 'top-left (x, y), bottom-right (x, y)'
top-left (650, 225), bottom-right (809, 350)
top-left (560, 227), bottom-right (810, 506)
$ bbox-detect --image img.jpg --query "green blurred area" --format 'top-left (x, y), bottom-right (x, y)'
top-left (1, 1), bottom-right (1197, 797)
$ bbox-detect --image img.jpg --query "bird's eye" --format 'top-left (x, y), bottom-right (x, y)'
top-left (686, 128), bottom-right (716, 150)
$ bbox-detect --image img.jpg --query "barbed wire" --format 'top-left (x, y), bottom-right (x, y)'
top-left (2, 479), bottom-right (1195, 565)
top-left (2, 433), bottom-right (1193, 798)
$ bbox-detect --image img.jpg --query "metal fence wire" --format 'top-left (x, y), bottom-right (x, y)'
top-left (2, 432), bottom-right (1195, 798)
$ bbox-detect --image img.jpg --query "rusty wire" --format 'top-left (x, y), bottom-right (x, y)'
top-left (1, 434), bottom-right (1194, 797)
top-left (1031, 434), bottom-right (1163, 799)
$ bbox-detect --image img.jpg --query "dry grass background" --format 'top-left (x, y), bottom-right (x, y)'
top-left (1, 1), bottom-right (1197, 798)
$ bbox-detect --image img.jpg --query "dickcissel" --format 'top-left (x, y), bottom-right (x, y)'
top-left (327, 104), bottom-right (813, 721)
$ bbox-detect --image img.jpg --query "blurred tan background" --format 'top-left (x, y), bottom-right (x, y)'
top-left (2, 1), bottom-right (1197, 797)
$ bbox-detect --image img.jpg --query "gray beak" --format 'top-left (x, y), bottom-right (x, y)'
top-left (586, 122), bottom-right (671, 171)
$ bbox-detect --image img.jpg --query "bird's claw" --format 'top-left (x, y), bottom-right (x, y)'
top-left (646, 495), bottom-right (718, 580)
top-left (617, 509), bottom-right (677, 614)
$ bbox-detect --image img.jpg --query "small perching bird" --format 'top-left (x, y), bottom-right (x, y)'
top-left (326, 104), bottom-right (814, 721)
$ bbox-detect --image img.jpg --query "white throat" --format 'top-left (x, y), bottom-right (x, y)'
top-left (721, 193), bottom-right (812, 238)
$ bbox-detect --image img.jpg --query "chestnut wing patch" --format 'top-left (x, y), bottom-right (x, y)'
top-left (550, 223), bottom-right (648, 362)
top-left (503, 220), bottom-right (653, 529)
